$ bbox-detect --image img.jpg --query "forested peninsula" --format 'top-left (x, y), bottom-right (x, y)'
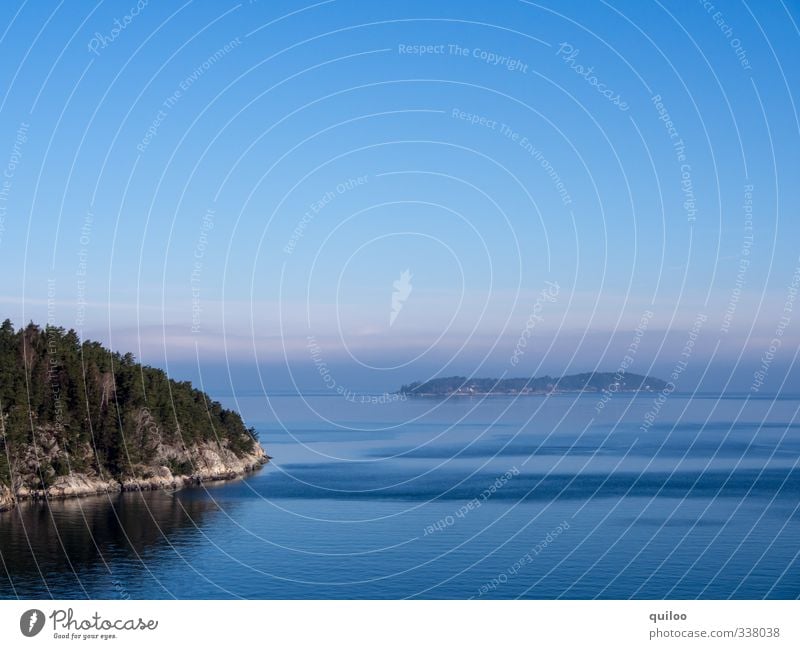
top-left (0, 320), bottom-right (267, 511)
top-left (399, 372), bottom-right (668, 396)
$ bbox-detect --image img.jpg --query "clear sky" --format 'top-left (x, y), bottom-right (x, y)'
top-left (0, 0), bottom-right (798, 394)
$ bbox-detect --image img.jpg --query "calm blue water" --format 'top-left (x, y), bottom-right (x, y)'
top-left (1, 393), bottom-right (798, 599)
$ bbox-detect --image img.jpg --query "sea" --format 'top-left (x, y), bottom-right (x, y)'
top-left (1, 392), bottom-right (798, 599)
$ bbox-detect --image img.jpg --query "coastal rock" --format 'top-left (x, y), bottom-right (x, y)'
top-left (121, 466), bottom-right (183, 492)
top-left (182, 441), bottom-right (268, 481)
top-left (23, 474), bottom-right (121, 500)
top-left (0, 484), bottom-right (14, 512)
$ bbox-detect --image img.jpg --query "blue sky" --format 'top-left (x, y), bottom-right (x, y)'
top-left (0, 0), bottom-right (798, 393)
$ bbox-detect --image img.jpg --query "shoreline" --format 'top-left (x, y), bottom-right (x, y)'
top-left (0, 447), bottom-right (269, 513)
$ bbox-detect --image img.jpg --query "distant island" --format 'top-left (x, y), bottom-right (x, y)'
top-left (0, 320), bottom-right (267, 512)
top-left (399, 372), bottom-right (667, 396)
